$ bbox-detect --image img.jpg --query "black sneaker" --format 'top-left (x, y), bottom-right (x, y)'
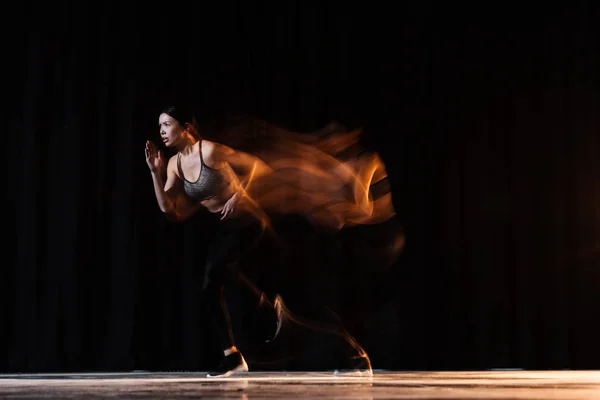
top-left (206, 351), bottom-right (249, 378)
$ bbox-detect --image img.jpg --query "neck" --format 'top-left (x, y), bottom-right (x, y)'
top-left (175, 134), bottom-right (200, 155)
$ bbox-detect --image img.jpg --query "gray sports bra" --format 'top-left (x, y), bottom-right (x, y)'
top-left (177, 141), bottom-right (231, 201)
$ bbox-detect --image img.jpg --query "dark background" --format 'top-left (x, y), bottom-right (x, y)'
top-left (3, 2), bottom-right (600, 372)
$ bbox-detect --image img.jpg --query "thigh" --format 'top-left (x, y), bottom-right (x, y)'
top-left (204, 217), bottom-right (265, 285)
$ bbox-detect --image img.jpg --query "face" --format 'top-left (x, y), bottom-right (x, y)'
top-left (158, 113), bottom-right (185, 147)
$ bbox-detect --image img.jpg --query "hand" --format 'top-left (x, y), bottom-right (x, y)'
top-left (145, 140), bottom-right (166, 173)
top-left (220, 192), bottom-right (240, 220)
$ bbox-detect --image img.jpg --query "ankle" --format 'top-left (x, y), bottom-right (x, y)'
top-left (223, 346), bottom-right (239, 357)
top-left (259, 292), bottom-right (271, 307)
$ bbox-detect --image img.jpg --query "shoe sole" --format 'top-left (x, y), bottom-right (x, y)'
top-left (206, 359), bottom-right (249, 378)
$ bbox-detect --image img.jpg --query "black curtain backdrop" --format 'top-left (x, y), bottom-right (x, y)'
top-left (4, 2), bottom-right (600, 372)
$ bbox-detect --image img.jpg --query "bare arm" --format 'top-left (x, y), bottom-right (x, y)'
top-left (151, 156), bottom-right (203, 222)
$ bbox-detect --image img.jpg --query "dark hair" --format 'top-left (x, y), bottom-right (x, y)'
top-left (161, 104), bottom-right (201, 137)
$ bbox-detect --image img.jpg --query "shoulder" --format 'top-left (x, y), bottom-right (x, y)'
top-left (166, 153), bottom-right (180, 171)
top-left (202, 139), bottom-right (234, 157)
top-left (168, 152), bottom-right (179, 164)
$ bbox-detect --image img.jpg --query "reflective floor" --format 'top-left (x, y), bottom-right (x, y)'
top-left (1, 370), bottom-right (600, 399)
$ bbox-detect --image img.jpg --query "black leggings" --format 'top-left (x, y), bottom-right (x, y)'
top-left (202, 214), bottom-right (267, 351)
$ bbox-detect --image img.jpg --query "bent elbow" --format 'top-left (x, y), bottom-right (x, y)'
top-left (164, 209), bottom-right (193, 224)
top-left (161, 206), bottom-right (182, 223)
top-left (164, 212), bottom-right (180, 223)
